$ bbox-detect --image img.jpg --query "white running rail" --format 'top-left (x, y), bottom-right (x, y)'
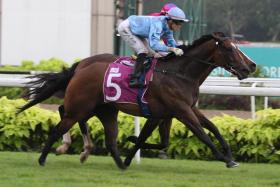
top-left (1, 74), bottom-right (280, 113)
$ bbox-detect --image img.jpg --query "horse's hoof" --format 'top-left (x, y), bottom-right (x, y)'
top-left (118, 164), bottom-right (127, 170)
top-left (55, 144), bottom-right (69, 155)
top-left (226, 160), bottom-right (239, 168)
top-left (38, 157), bottom-right (45, 166)
top-left (80, 151), bottom-right (89, 164)
top-left (127, 136), bottom-right (137, 144)
top-left (124, 158), bottom-right (132, 167)
top-left (55, 148), bottom-right (63, 155)
top-left (158, 150), bottom-right (168, 159)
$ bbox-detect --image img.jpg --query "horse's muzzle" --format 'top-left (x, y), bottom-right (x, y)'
top-left (249, 63), bottom-right (257, 73)
top-left (237, 68), bottom-right (250, 80)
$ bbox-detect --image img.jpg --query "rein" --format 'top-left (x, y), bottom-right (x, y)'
top-left (183, 54), bottom-right (218, 67)
top-left (154, 68), bottom-right (191, 81)
top-left (154, 34), bottom-right (240, 80)
top-left (154, 54), bottom-right (217, 81)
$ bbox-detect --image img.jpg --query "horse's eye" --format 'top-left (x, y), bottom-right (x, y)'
top-left (227, 47), bottom-right (234, 52)
top-left (223, 46), bottom-right (233, 52)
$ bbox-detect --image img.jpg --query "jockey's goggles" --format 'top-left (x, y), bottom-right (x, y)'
top-left (172, 20), bottom-right (185, 25)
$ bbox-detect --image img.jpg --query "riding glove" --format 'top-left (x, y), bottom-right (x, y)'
top-left (169, 47), bottom-right (184, 56)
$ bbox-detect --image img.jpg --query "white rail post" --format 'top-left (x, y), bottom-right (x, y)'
top-left (264, 97), bottom-right (268, 109)
top-left (251, 83), bottom-right (258, 119)
top-left (134, 116), bottom-right (141, 164)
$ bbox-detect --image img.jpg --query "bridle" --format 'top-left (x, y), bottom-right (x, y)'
top-left (214, 37), bottom-right (244, 75)
top-left (155, 36), bottom-right (239, 79)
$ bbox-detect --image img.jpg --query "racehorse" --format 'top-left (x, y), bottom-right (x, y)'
top-left (56, 35), bottom-right (256, 163)
top-left (19, 32), bottom-right (256, 169)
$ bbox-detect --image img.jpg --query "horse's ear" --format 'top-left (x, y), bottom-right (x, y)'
top-left (211, 32), bottom-right (225, 42)
top-left (213, 32), bottom-right (226, 37)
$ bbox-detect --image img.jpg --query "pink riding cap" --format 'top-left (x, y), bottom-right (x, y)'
top-left (150, 3), bottom-right (177, 16)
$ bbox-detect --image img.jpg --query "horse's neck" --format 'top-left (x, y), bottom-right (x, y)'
top-left (180, 47), bottom-right (215, 83)
top-left (199, 66), bottom-right (215, 85)
top-left (157, 42), bottom-right (216, 84)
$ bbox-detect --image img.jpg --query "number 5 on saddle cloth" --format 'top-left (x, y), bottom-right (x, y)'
top-left (103, 56), bottom-right (156, 117)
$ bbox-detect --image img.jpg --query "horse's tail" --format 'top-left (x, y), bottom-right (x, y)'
top-left (17, 62), bottom-right (79, 114)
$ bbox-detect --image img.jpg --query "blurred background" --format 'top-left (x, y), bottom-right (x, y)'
top-left (0, 0), bottom-right (279, 167)
top-left (0, 0), bottom-right (279, 76)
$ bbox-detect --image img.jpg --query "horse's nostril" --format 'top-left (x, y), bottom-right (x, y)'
top-left (250, 63), bottom-right (256, 71)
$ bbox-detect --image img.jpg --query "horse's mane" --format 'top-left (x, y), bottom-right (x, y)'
top-left (180, 32), bottom-right (226, 52)
top-left (180, 34), bottom-right (214, 52)
top-left (161, 34), bottom-right (215, 61)
top-left (159, 32), bottom-right (226, 61)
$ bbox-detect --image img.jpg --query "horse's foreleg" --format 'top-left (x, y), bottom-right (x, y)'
top-left (176, 107), bottom-right (234, 168)
top-left (193, 108), bottom-right (238, 168)
top-left (127, 118), bottom-right (172, 150)
top-left (124, 118), bottom-right (160, 167)
top-left (96, 106), bottom-right (126, 170)
top-left (39, 117), bottom-right (76, 166)
top-left (79, 121), bottom-right (93, 163)
top-left (158, 118), bottom-right (172, 149)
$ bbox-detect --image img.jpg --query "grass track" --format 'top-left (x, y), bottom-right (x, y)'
top-left (0, 152), bottom-right (279, 187)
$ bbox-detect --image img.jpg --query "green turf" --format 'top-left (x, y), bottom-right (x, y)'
top-left (0, 152), bottom-right (279, 187)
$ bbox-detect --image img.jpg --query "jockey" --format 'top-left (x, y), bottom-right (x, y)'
top-left (150, 3), bottom-right (178, 46)
top-left (118, 7), bottom-right (189, 88)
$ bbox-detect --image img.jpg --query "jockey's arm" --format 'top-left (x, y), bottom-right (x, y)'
top-left (149, 21), bottom-right (183, 56)
top-left (163, 30), bottom-right (177, 48)
top-left (163, 31), bottom-right (184, 56)
top-left (148, 22), bottom-right (170, 52)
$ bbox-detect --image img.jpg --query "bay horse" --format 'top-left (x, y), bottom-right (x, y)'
top-left (19, 32), bottom-right (256, 169)
top-left (55, 36), bottom-right (256, 163)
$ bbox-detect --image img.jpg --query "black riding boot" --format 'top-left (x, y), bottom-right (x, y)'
top-left (129, 53), bottom-right (148, 88)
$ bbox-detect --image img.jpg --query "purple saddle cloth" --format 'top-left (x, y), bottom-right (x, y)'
top-left (103, 56), bottom-right (156, 104)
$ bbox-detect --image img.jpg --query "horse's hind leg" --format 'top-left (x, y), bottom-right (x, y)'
top-left (56, 105), bottom-right (72, 155)
top-left (56, 132), bottom-right (71, 155)
top-left (39, 117), bottom-right (77, 166)
top-left (79, 121), bottom-right (93, 163)
top-left (55, 105), bottom-right (93, 163)
top-left (95, 105), bottom-right (126, 170)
